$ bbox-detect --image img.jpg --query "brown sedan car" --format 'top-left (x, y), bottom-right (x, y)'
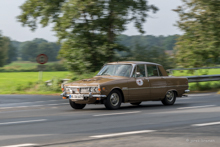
top-left (61, 61), bottom-right (189, 110)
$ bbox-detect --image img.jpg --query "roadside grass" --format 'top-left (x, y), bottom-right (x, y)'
top-left (173, 68), bottom-right (220, 92)
top-left (0, 72), bottom-right (70, 94)
top-left (0, 71), bottom-right (97, 95)
top-left (189, 82), bottom-right (220, 92)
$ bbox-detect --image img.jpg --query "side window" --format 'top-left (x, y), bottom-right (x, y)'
top-left (132, 64), bottom-right (146, 77)
top-left (147, 65), bottom-right (159, 77)
top-left (136, 64), bottom-right (146, 77)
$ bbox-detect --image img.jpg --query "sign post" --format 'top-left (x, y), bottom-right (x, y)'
top-left (36, 54), bottom-right (48, 81)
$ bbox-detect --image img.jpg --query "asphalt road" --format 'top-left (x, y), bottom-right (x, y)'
top-left (0, 93), bottom-right (219, 147)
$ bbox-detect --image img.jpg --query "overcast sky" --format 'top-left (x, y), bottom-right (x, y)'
top-left (0, 0), bottom-right (183, 42)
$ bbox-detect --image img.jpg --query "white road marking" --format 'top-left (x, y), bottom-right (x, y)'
top-left (93, 111), bottom-right (141, 117)
top-left (0, 100), bottom-right (62, 105)
top-left (91, 130), bottom-right (156, 138)
top-left (178, 98), bottom-right (190, 100)
top-left (48, 104), bottom-right (60, 106)
top-left (0, 119), bottom-right (47, 125)
top-left (0, 103), bottom-right (68, 110)
top-left (177, 105), bottom-right (216, 110)
top-left (192, 121), bottom-right (220, 127)
top-left (2, 143), bottom-right (38, 147)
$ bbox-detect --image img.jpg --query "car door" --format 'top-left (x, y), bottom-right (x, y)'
top-left (147, 64), bottom-right (167, 100)
top-left (128, 64), bottom-right (151, 101)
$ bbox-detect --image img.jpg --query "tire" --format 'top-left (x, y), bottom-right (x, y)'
top-left (104, 90), bottom-right (122, 110)
top-left (69, 100), bottom-right (86, 109)
top-left (130, 102), bottom-right (142, 106)
top-left (161, 91), bottom-right (176, 105)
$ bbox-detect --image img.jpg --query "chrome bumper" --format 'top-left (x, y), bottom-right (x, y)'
top-left (61, 92), bottom-right (106, 99)
top-left (185, 89), bottom-right (190, 93)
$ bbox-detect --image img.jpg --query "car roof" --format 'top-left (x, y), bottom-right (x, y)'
top-left (107, 61), bottom-right (161, 66)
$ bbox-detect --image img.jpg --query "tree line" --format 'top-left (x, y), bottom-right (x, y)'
top-left (0, 33), bottom-right (61, 67)
top-left (12, 38), bottom-right (60, 62)
top-left (0, 31), bottom-right (178, 70)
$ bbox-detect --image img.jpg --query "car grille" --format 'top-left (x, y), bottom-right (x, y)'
top-left (66, 87), bottom-right (96, 94)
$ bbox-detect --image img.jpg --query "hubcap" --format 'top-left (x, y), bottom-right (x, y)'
top-left (166, 91), bottom-right (174, 102)
top-left (110, 93), bottom-right (119, 106)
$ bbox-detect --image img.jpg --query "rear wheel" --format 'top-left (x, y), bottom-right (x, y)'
top-left (130, 102), bottom-right (142, 106)
top-left (104, 90), bottom-right (122, 110)
top-left (161, 91), bottom-right (176, 105)
top-left (69, 100), bottom-right (86, 109)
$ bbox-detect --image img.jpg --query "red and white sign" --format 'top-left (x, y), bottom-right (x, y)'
top-left (36, 54), bottom-right (48, 64)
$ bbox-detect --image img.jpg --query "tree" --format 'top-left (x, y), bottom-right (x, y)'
top-left (0, 32), bottom-right (17, 66)
top-left (5, 38), bottom-right (17, 64)
top-left (0, 32), bottom-right (7, 67)
top-left (174, 0), bottom-right (220, 68)
top-left (19, 39), bottom-right (60, 62)
top-left (18, 0), bottom-right (158, 72)
top-left (125, 44), bottom-right (174, 69)
top-left (20, 41), bottom-right (39, 61)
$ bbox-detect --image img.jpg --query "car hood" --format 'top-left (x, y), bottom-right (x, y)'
top-left (64, 76), bottom-right (128, 87)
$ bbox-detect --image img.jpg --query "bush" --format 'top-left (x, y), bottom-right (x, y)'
top-left (189, 82), bottom-right (220, 91)
top-left (37, 78), bottom-right (62, 92)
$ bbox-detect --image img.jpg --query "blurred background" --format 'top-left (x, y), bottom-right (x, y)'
top-left (0, 0), bottom-right (219, 94)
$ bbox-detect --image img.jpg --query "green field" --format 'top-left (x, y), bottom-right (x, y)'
top-left (0, 64), bottom-right (219, 94)
top-left (0, 71), bottom-right (70, 94)
top-left (172, 68), bottom-right (220, 76)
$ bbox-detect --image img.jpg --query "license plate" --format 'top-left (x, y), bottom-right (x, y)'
top-left (69, 94), bottom-right (84, 100)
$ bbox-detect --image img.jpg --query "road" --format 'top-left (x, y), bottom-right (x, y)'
top-left (0, 93), bottom-right (219, 147)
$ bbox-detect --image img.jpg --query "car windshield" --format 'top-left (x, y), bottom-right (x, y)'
top-left (97, 64), bottom-right (132, 77)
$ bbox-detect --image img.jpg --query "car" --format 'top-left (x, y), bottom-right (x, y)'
top-left (61, 61), bottom-right (190, 110)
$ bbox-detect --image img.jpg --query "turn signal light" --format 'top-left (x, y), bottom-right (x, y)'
top-left (62, 97), bottom-right (66, 99)
top-left (62, 88), bottom-right (64, 91)
top-left (98, 88), bottom-right (101, 92)
top-left (96, 98), bottom-right (101, 100)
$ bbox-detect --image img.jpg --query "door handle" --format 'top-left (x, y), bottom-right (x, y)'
top-left (145, 78), bottom-right (149, 82)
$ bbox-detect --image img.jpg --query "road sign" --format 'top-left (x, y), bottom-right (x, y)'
top-left (36, 54), bottom-right (48, 81)
top-left (36, 54), bottom-right (48, 64)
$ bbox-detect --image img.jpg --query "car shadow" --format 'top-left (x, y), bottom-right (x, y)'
top-left (80, 103), bottom-right (191, 111)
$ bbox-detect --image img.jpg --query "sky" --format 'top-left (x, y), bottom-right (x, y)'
top-left (0, 0), bottom-right (183, 42)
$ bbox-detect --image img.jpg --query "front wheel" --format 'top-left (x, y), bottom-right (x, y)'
top-left (161, 91), bottom-right (176, 105)
top-left (104, 90), bottom-right (122, 110)
top-left (69, 100), bottom-right (86, 109)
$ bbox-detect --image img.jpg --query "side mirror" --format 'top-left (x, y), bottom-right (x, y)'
top-left (136, 72), bottom-right (140, 77)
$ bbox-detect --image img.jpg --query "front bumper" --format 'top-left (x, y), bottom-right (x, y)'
top-left (61, 92), bottom-right (106, 100)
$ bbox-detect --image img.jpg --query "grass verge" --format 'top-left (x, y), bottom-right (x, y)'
top-left (0, 71), bottom-right (97, 95)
